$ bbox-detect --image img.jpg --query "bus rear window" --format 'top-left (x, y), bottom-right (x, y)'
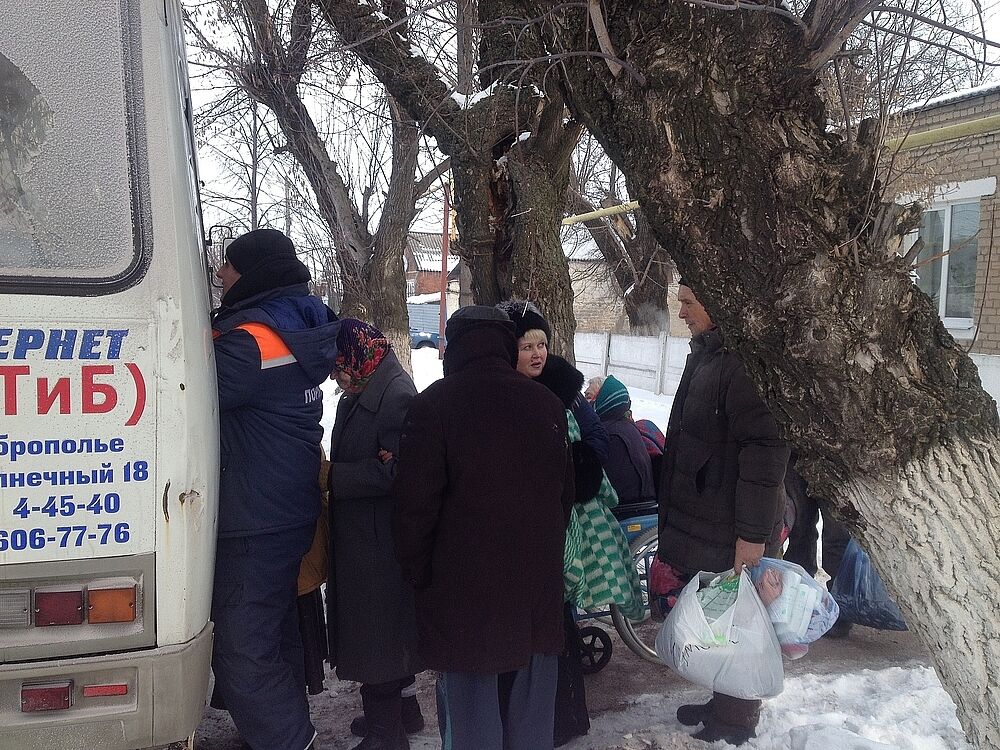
top-left (0, 0), bottom-right (148, 293)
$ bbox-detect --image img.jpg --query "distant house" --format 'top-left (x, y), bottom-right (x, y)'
top-left (404, 231), bottom-right (461, 296)
top-left (891, 84), bottom-right (1000, 357)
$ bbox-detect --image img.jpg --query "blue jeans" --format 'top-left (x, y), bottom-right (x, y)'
top-left (437, 653), bottom-right (558, 750)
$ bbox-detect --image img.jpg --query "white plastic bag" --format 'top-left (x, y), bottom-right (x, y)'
top-left (655, 569), bottom-right (784, 700)
top-left (749, 558), bottom-right (840, 652)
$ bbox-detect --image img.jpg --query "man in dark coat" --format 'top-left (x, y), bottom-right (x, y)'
top-left (211, 228), bottom-right (340, 750)
top-left (391, 306), bottom-right (575, 750)
top-left (657, 280), bottom-right (789, 746)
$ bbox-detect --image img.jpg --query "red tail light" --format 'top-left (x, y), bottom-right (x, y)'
top-left (82, 683), bottom-right (129, 698)
top-left (21, 681), bottom-right (73, 712)
top-left (34, 590), bottom-right (84, 626)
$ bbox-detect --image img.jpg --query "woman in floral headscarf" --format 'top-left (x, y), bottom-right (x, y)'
top-left (327, 319), bottom-right (424, 750)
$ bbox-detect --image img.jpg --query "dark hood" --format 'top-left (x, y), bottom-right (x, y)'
top-left (535, 354), bottom-right (584, 408)
top-left (443, 323), bottom-right (517, 376)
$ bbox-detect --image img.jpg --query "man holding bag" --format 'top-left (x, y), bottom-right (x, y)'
top-left (655, 279), bottom-right (790, 745)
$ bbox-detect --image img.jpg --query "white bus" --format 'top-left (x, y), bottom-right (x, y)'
top-left (0, 1), bottom-right (216, 748)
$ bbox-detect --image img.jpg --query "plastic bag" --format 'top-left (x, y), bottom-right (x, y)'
top-left (655, 569), bottom-right (783, 700)
top-left (830, 539), bottom-right (907, 631)
top-left (749, 558), bottom-right (840, 659)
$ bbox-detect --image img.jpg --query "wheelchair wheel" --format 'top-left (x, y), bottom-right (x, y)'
top-left (578, 625), bottom-right (613, 674)
top-left (611, 527), bottom-right (662, 664)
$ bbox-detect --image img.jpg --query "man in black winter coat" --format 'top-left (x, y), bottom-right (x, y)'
top-left (391, 306), bottom-right (575, 750)
top-left (656, 280), bottom-right (790, 746)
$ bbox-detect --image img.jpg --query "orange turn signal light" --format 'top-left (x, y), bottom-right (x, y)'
top-left (87, 586), bottom-right (137, 624)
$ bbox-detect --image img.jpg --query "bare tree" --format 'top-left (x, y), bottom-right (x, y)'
top-left (508, 0), bottom-right (1000, 744)
top-left (195, 92), bottom-right (292, 232)
top-left (569, 136), bottom-right (676, 332)
top-left (185, 0), bottom-right (437, 364)
top-left (313, 0), bottom-right (583, 359)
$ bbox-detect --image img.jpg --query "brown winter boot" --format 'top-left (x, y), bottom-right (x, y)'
top-left (676, 698), bottom-right (713, 727)
top-left (692, 693), bottom-right (759, 746)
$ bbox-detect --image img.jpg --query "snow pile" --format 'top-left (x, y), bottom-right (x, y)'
top-left (558, 666), bottom-right (969, 750)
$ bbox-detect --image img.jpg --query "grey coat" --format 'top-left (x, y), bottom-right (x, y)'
top-left (327, 350), bottom-right (423, 684)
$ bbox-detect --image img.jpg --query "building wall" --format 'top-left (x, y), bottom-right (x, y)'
top-left (568, 260), bottom-right (688, 336)
top-left (414, 271), bottom-right (444, 295)
top-left (891, 89), bottom-right (1000, 355)
top-left (569, 260), bottom-right (628, 333)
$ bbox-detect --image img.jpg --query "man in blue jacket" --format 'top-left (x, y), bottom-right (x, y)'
top-left (211, 229), bottom-right (340, 750)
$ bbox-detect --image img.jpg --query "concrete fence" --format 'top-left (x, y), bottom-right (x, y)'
top-left (576, 332), bottom-right (1000, 406)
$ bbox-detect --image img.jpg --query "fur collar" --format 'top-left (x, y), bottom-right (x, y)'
top-left (535, 354), bottom-right (584, 408)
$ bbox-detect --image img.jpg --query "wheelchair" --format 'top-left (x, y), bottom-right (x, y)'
top-left (573, 500), bottom-right (661, 673)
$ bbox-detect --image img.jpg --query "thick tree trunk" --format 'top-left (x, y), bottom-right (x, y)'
top-left (507, 145), bottom-right (579, 360)
top-left (843, 437), bottom-right (1000, 750)
top-left (521, 1), bottom-right (1000, 743)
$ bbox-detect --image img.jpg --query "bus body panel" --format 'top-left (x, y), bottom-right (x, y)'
top-left (0, 0), bottom-right (218, 746)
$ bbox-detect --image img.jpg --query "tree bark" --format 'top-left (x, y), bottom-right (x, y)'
top-left (519, 1), bottom-right (1000, 743)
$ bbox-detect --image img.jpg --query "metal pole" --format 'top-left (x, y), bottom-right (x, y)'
top-left (439, 183), bottom-right (451, 360)
top-left (561, 200), bottom-right (639, 226)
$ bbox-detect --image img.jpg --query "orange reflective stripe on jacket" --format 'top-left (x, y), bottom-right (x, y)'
top-left (231, 322), bottom-right (298, 369)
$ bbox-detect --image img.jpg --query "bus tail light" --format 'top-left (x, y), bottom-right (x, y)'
top-left (88, 586), bottom-right (137, 624)
top-left (34, 590), bottom-right (85, 626)
top-left (0, 589), bottom-right (32, 628)
top-left (21, 681), bottom-right (73, 712)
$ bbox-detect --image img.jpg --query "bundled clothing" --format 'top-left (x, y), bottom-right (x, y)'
top-left (658, 328), bottom-right (789, 575)
top-left (593, 376), bottom-right (656, 507)
top-left (392, 311), bottom-right (573, 673)
top-left (211, 229), bottom-right (340, 750)
top-left (532, 354), bottom-right (643, 747)
top-left (327, 343), bottom-right (422, 685)
top-left (213, 285), bottom-right (339, 536)
top-left (392, 306), bottom-right (574, 750)
top-left (328, 322), bottom-right (421, 749)
top-left (656, 325), bottom-right (789, 744)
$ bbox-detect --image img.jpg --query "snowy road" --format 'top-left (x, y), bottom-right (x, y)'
top-left (195, 625), bottom-right (968, 749)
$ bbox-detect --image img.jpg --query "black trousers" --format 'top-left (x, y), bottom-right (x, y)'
top-left (553, 603), bottom-right (590, 741)
top-left (784, 479), bottom-right (851, 582)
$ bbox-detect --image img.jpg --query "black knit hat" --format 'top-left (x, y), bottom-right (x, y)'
top-left (221, 228), bottom-right (311, 307)
top-left (494, 299), bottom-right (551, 341)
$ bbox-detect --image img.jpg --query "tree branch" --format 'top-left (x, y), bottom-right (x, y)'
top-left (414, 157), bottom-right (453, 197)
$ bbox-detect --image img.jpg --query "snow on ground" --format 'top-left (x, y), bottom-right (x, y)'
top-left (436, 665), bottom-right (969, 750)
top-left (296, 345), bottom-right (972, 750)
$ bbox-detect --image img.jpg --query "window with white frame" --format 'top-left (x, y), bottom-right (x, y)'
top-left (902, 177), bottom-right (995, 333)
top-left (406, 278), bottom-right (417, 296)
top-left (912, 202), bottom-right (980, 328)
